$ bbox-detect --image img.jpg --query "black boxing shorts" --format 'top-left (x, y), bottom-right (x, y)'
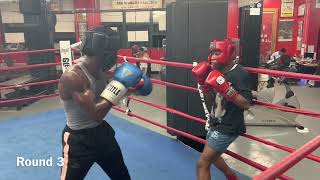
top-left (60, 121), bottom-right (131, 180)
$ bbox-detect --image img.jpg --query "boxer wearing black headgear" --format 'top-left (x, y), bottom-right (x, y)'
top-left (80, 26), bottom-right (120, 71)
top-left (58, 26), bottom-right (150, 180)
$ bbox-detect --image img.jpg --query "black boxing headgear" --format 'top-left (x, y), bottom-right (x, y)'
top-left (80, 26), bottom-right (121, 70)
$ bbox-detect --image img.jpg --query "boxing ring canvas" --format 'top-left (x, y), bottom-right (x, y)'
top-left (0, 109), bottom-right (249, 180)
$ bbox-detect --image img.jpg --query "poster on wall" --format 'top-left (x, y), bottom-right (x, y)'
top-left (49, 0), bottom-right (60, 11)
top-left (278, 20), bottom-right (294, 42)
top-left (77, 14), bottom-right (87, 41)
top-left (298, 4), bottom-right (305, 16)
top-left (281, 0), bottom-right (294, 17)
top-left (78, 23), bottom-right (87, 41)
top-left (112, 0), bottom-right (162, 9)
top-left (297, 21), bottom-right (304, 50)
top-left (317, 0), bottom-right (320, 8)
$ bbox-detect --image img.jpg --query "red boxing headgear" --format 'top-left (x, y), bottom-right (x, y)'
top-left (208, 39), bottom-right (236, 65)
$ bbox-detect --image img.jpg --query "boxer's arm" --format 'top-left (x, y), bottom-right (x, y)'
top-left (60, 72), bottom-right (112, 123)
top-left (205, 70), bottom-right (252, 110)
top-left (72, 91), bottom-right (112, 123)
top-left (203, 90), bottom-right (215, 108)
top-left (232, 73), bottom-right (253, 110)
top-left (233, 94), bottom-right (251, 110)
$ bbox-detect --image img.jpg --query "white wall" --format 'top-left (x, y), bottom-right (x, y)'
top-left (0, 1), bottom-right (19, 12)
top-left (128, 31), bottom-right (148, 42)
top-left (0, 1), bottom-right (23, 23)
top-left (126, 11), bottom-right (150, 23)
top-left (5, 33), bottom-right (24, 43)
top-left (55, 14), bottom-right (75, 32)
top-left (101, 12), bottom-right (123, 22)
top-left (153, 11), bottom-right (166, 31)
top-left (100, 0), bottom-right (113, 10)
top-left (1, 11), bottom-right (24, 23)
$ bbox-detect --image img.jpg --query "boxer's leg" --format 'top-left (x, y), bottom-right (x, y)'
top-left (96, 122), bottom-right (131, 180)
top-left (198, 143), bottom-right (224, 180)
top-left (60, 129), bottom-right (95, 180)
top-left (97, 137), bottom-right (131, 180)
top-left (197, 130), bottom-right (238, 180)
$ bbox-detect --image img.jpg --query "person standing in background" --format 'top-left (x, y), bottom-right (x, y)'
top-left (131, 45), bottom-right (152, 77)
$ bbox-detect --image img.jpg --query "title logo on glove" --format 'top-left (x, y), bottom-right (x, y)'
top-left (121, 69), bottom-right (134, 78)
top-left (107, 85), bottom-right (121, 96)
top-left (216, 76), bottom-right (225, 85)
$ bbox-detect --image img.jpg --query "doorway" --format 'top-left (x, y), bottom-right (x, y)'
top-left (260, 8), bottom-right (278, 63)
top-left (152, 35), bottom-right (165, 48)
top-left (238, 5), bottom-right (263, 90)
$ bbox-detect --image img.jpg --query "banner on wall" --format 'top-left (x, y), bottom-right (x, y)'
top-left (238, 0), bottom-right (261, 8)
top-left (112, 0), bottom-right (162, 9)
top-left (281, 0), bottom-right (294, 17)
top-left (49, 0), bottom-right (61, 11)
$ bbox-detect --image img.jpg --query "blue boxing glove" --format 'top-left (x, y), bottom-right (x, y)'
top-left (113, 63), bottom-right (143, 87)
top-left (101, 63), bottom-right (143, 105)
top-left (137, 75), bottom-right (153, 96)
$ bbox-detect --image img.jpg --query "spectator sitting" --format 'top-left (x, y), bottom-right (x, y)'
top-left (270, 48), bottom-right (287, 61)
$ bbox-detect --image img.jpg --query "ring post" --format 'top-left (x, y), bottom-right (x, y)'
top-left (59, 41), bottom-right (73, 73)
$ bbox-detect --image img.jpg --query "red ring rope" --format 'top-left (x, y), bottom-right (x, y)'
top-left (2, 88), bottom-right (317, 164)
top-left (118, 56), bottom-right (320, 81)
top-left (0, 49), bottom-right (59, 56)
top-left (118, 56), bottom-right (194, 68)
top-left (129, 96), bottom-right (206, 124)
top-left (0, 74), bottom-right (319, 119)
top-left (150, 79), bottom-right (320, 118)
top-left (1, 76), bottom-right (318, 163)
top-left (151, 79), bottom-right (198, 92)
top-left (241, 134), bottom-right (320, 163)
top-left (0, 94), bottom-right (59, 105)
top-left (246, 67), bottom-right (320, 81)
top-left (253, 135), bottom-right (320, 180)
top-left (255, 101), bottom-right (320, 118)
top-left (0, 79), bottom-right (59, 91)
top-left (0, 85), bottom-right (312, 179)
top-left (1, 53), bottom-right (319, 82)
top-left (0, 57), bottom-right (84, 72)
top-left (0, 51), bottom-right (316, 179)
top-left (128, 96), bottom-right (320, 163)
top-left (0, 62), bottom-right (61, 72)
top-left (112, 106), bottom-right (293, 180)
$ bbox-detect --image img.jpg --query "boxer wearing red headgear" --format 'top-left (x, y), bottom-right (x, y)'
top-left (208, 39), bottom-right (236, 69)
top-left (192, 39), bottom-right (253, 180)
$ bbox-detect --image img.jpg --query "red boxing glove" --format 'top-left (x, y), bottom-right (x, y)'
top-left (192, 61), bottom-right (211, 92)
top-left (205, 70), bottom-right (239, 101)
